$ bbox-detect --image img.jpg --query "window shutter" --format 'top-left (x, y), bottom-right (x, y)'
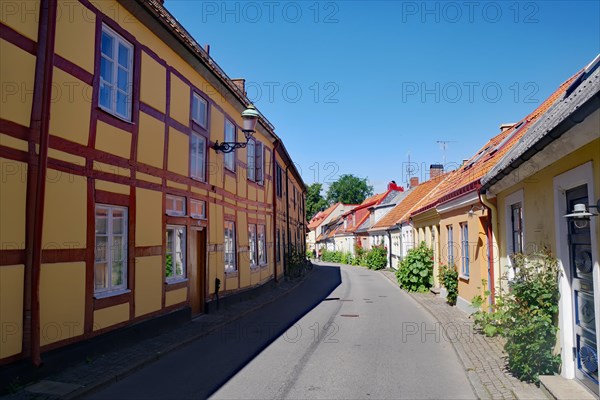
top-left (255, 142), bottom-right (263, 183)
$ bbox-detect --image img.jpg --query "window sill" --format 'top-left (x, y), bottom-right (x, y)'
top-left (98, 105), bottom-right (134, 125)
top-left (190, 176), bottom-right (206, 184)
top-left (165, 278), bottom-right (188, 285)
top-left (260, 263), bottom-right (268, 269)
top-left (94, 288), bottom-right (131, 299)
top-left (190, 215), bottom-right (207, 220)
top-left (225, 270), bottom-right (238, 277)
top-left (250, 265), bottom-right (260, 271)
top-left (458, 274), bottom-right (470, 282)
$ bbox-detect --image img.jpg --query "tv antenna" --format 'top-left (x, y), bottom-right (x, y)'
top-left (436, 140), bottom-right (457, 166)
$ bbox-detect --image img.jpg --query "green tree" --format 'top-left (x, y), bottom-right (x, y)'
top-left (306, 183), bottom-right (328, 222)
top-left (326, 174), bottom-right (373, 205)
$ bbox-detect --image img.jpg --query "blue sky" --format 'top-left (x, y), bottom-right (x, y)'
top-left (166, 0), bottom-right (600, 193)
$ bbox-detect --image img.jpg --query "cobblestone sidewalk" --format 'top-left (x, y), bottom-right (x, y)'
top-left (2, 275), bottom-right (309, 400)
top-left (379, 269), bottom-right (547, 400)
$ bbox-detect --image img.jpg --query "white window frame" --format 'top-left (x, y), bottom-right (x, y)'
top-left (248, 223), bottom-right (257, 268)
top-left (166, 194), bottom-right (186, 216)
top-left (190, 199), bottom-right (206, 219)
top-left (191, 92), bottom-right (208, 128)
top-left (504, 190), bottom-right (525, 258)
top-left (447, 225), bottom-right (454, 266)
top-left (99, 24), bottom-right (133, 121)
top-left (224, 221), bottom-right (237, 273)
top-left (190, 132), bottom-right (206, 181)
top-left (224, 119), bottom-right (236, 172)
top-left (94, 205), bottom-right (128, 295)
top-left (258, 224), bottom-right (267, 265)
top-left (166, 225), bottom-right (186, 282)
top-left (460, 222), bottom-right (469, 278)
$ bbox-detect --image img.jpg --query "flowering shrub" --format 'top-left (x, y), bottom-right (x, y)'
top-left (366, 244), bottom-right (387, 270)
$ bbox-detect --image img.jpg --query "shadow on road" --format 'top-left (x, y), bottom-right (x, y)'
top-left (88, 264), bottom-right (342, 400)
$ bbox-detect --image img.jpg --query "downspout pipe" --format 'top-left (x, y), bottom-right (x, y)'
top-left (386, 229), bottom-right (393, 268)
top-left (272, 141), bottom-right (279, 282)
top-left (479, 189), bottom-right (498, 311)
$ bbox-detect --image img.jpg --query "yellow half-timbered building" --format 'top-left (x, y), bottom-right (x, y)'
top-left (0, 0), bottom-right (305, 365)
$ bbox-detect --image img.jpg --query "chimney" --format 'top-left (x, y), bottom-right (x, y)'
top-left (500, 123), bottom-right (515, 132)
top-left (409, 177), bottom-right (419, 188)
top-left (462, 159), bottom-right (469, 166)
top-left (430, 164), bottom-right (444, 179)
top-left (387, 180), bottom-right (404, 191)
top-left (231, 78), bottom-right (246, 95)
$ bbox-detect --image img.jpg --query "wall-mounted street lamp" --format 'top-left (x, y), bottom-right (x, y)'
top-left (564, 200), bottom-right (600, 229)
top-left (213, 104), bottom-right (260, 153)
top-left (468, 205), bottom-right (485, 218)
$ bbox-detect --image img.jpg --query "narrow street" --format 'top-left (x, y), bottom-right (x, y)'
top-left (87, 264), bottom-right (475, 400)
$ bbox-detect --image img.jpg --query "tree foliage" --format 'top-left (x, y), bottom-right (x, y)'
top-left (326, 174), bottom-right (373, 205)
top-left (306, 183), bottom-right (328, 222)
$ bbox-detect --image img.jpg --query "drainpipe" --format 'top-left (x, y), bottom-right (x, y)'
top-left (272, 141), bottom-right (279, 282)
top-left (479, 189), bottom-right (498, 311)
top-left (27, 0), bottom-right (58, 367)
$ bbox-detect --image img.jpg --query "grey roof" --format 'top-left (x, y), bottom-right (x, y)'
top-left (482, 56), bottom-right (600, 188)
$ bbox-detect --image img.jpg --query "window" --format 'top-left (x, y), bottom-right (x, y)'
top-left (460, 223), bottom-right (469, 277)
top-left (224, 120), bottom-right (236, 171)
top-left (99, 25), bottom-right (133, 121)
top-left (511, 203), bottom-right (524, 254)
top-left (191, 93), bottom-right (208, 128)
top-left (95, 205), bottom-right (128, 294)
top-left (258, 224), bottom-right (267, 265)
top-left (247, 139), bottom-right (264, 184)
top-left (224, 221), bottom-right (236, 273)
top-left (275, 164), bottom-right (283, 197)
top-left (447, 225), bottom-right (454, 266)
top-left (166, 194), bottom-right (185, 216)
top-left (166, 226), bottom-right (186, 281)
top-left (190, 199), bottom-right (206, 219)
top-left (248, 224), bottom-right (257, 268)
top-left (190, 133), bottom-right (206, 181)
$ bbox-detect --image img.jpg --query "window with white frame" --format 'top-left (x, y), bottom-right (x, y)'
top-left (190, 199), bottom-right (206, 219)
top-left (460, 223), bottom-right (469, 277)
top-left (247, 139), bottom-right (264, 183)
top-left (95, 205), bottom-right (128, 294)
top-left (447, 225), bottom-right (454, 266)
top-left (248, 224), bottom-right (257, 268)
top-left (224, 221), bottom-right (237, 273)
top-left (190, 132), bottom-right (206, 181)
top-left (166, 194), bottom-right (185, 216)
top-left (191, 93), bottom-right (208, 128)
top-left (166, 226), bottom-right (186, 281)
top-left (224, 120), bottom-right (236, 171)
top-left (258, 224), bottom-right (267, 265)
top-left (99, 25), bottom-right (133, 121)
top-left (510, 203), bottom-right (524, 254)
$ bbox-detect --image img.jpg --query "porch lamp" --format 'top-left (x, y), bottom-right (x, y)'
top-left (213, 104), bottom-right (260, 153)
top-left (564, 200), bottom-right (600, 229)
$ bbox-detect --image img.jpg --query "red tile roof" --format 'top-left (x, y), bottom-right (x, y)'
top-left (372, 173), bottom-right (450, 230)
top-left (307, 203), bottom-right (341, 230)
top-left (411, 70), bottom-right (582, 217)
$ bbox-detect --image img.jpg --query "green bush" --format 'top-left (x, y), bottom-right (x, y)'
top-left (471, 251), bottom-right (561, 382)
top-left (396, 242), bottom-right (434, 292)
top-left (366, 244), bottom-right (388, 270)
top-left (439, 264), bottom-right (458, 305)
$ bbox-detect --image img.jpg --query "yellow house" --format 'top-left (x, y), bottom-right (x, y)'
top-left (481, 56), bottom-right (600, 394)
top-left (0, 0), bottom-right (305, 366)
top-left (410, 71), bottom-right (581, 313)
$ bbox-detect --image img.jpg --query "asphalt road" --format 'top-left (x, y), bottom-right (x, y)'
top-left (87, 264), bottom-right (476, 400)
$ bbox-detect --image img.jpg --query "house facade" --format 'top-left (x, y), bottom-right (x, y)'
top-left (306, 202), bottom-right (355, 253)
top-left (481, 57), bottom-right (600, 394)
top-left (0, 0), bottom-right (305, 365)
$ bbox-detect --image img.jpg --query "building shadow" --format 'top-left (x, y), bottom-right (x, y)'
top-left (86, 264), bottom-right (342, 400)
